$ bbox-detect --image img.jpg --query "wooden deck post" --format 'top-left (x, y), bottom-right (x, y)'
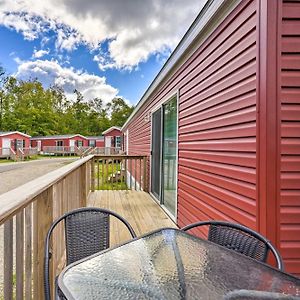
top-left (91, 157), bottom-right (95, 192)
top-left (33, 188), bottom-right (54, 300)
top-left (80, 163), bottom-right (87, 207)
top-left (143, 156), bottom-right (148, 192)
top-left (4, 219), bottom-right (13, 300)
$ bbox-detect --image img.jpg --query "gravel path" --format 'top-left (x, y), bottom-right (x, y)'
top-left (0, 157), bottom-right (78, 295)
top-left (0, 157), bottom-right (78, 195)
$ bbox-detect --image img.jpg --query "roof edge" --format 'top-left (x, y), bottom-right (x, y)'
top-left (30, 134), bottom-right (88, 140)
top-left (102, 126), bottom-right (121, 135)
top-left (122, 0), bottom-right (237, 131)
top-left (0, 131), bottom-right (31, 138)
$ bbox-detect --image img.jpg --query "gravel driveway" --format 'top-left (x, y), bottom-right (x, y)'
top-left (0, 157), bottom-right (78, 195)
top-left (0, 157), bottom-right (78, 295)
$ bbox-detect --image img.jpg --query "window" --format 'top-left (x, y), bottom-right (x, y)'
top-left (77, 140), bottom-right (83, 147)
top-left (89, 140), bottom-right (96, 147)
top-left (56, 140), bottom-right (63, 147)
top-left (115, 136), bottom-right (121, 148)
top-left (16, 139), bottom-right (23, 149)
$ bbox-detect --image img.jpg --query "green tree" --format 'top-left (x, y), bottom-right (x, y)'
top-left (0, 64), bottom-right (135, 136)
top-left (106, 97), bottom-right (134, 127)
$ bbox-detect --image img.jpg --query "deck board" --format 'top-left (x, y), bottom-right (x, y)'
top-left (88, 190), bottom-right (177, 246)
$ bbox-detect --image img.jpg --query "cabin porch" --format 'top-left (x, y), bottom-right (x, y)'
top-left (88, 190), bottom-right (176, 246)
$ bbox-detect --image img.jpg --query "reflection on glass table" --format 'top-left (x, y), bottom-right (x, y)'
top-left (58, 228), bottom-right (300, 300)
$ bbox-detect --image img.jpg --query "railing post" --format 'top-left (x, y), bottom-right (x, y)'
top-left (91, 157), bottom-right (95, 192)
top-left (4, 219), bottom-right (13, 300)
top-left (33, 188), bottom-right (54, 300)
top-left (80, 163), bottom-right (87, 206)
top-left (143, 156), bottom-right (148, 192)
top-left (16, 211), bottom-right (24, 300)
top-left (25, 205), bottom-right (32, 300)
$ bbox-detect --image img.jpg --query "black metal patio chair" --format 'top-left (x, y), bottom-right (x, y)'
top-left (44, 207), bottom-right (137, 300)
top-left (181, 220), bottom-right (284, 271)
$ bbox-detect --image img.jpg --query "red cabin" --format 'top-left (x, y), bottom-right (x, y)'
top-left (31, 134), bottom-right (88, 152)
top-left (102, 127), bottom-right (122, 149)
top-left (122, 0), bottom-right (300, 276)
top-left (0, 131), bottom-right (31, 153)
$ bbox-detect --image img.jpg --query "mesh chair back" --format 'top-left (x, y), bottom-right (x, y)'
top-left (65, 210), bottom-right (110, 265)
top-left (208, 224), bottom-right (268, 262)
top-left (44, 207), bottom-right (137, 300)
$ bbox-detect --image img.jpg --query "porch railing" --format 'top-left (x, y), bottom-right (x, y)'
top-left (0, 153), bottom-right (149, 299)
top-left (0, 148), bottom-right (11, 158)
top-left (22, 147), bottom-right (39, 158)
top-left (91, 155), bottom-right (148, 192)
top-left (80, 147), bottom-right (122, 157)
top-left (0, 147), bottom-right (38, 161)
top-left (42, 146), bottom-right (80, 155)
top-left (0, 155), bottom-right (92, 299)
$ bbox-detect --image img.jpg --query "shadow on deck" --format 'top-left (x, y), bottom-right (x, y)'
top-left (88, 190), bottom-right (177, 246)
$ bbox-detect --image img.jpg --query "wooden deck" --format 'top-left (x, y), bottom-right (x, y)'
top-left (88, 190), bottom-right (177, 246)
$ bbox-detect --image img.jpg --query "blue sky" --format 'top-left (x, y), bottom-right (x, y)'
top-left (0, 1), bottom-right (205, 105)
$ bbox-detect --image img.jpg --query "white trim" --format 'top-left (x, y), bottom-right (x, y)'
top-left (122, 0), bottom-right (239, 131)
top-left (126, 129), bottom-right (129, 154)
top-left (126, 170), bottom-right (141, 191)
top-left (102, 126), bottom-right (121, 135)
top-left (0, 131), bottom-right (31, 138)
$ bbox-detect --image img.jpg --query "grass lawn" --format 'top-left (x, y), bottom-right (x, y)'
top-left (0, 158), bottom-right (14, 163)
top-left (95, 161), bottom-right (127, 190)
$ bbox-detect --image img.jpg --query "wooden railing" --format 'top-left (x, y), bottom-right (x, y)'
top-left (0, 148), bottom-right (11, 158)
top-left (92, 155), bottom-right (148, 191)
top-left (0, 155), bottom-right (92, 299)
top-left (42, 146), bottom-right (80, 155)
top-left (0, 154), bottom-right (149, 299)
top-left (0, 148), bottom-right (38, 161)
top-left (80, 147), bottom-right (122, 157)
top-left (22, 147), bottom-right (38, 158)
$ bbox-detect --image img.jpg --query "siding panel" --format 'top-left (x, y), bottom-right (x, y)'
top-left (279, 0), bottom-right (300, 276)
top-left (177, 2), bottom-right (257, 230)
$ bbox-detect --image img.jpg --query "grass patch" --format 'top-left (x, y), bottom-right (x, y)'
top-left (94, 160), bottom-right (127, 190)
top-left (0, 158), bottom-right (14, 163)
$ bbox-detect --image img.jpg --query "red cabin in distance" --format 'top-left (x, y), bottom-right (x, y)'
top-left (0, 131), bottom-right (31, 151)
top-left (31, 134), bottom-right (88, 152)
top-left (102, 127), bottom-right (122, 149)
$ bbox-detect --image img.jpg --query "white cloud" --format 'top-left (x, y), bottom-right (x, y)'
top-left (32, 48), bottom-right (50, 58)
top-left (0, 0), bottom-right (206, 69)
top-left (15, 59), bottom-right (118, 103)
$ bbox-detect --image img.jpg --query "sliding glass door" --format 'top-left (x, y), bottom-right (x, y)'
top-left (162, 97), bottom-right (177, 216)
top-left (150, 108), bottom-right (162, 199)
top-left (150, 95), bottom-right (177, 218)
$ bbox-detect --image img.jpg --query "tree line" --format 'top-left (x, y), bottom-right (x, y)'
top-left (0, 66), bottom-right (134, 137)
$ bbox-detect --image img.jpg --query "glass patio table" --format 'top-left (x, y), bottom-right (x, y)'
top-left (58, 228), bottom-right (300, 299)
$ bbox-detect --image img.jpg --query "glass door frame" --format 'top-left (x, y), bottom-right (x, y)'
top-left (149, 91), bottom-right (179, 222)
top-left (150, 105), bottom-right (163, 203)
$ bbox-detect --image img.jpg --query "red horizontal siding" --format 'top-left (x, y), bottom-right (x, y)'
top-left (279, 0), bottom-right (300, 276)
top-left (0, 134), bottom-right (30, 148)
top-left (125, 1), bottom-right (258, 231)
top-left (177, 1), bottom-right (257, 229)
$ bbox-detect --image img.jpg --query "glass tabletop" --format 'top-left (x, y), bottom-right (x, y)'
top-left (58, 228), bottom-right (300, 299)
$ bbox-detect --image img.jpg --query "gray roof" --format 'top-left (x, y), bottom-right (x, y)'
top-left (31, 134), bottom-right (87, 140)
top-left (86, 136), bottom-right (104, 140)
